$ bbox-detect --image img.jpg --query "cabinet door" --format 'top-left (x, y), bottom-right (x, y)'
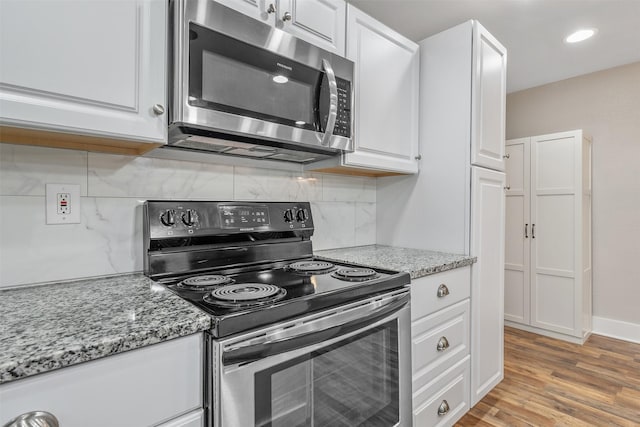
top-left (470, 167), bottom-right (505, 406)
top-left (277, 0), bottom-right (346, 56)
top-left (470, 22), bottom-right (507, 172)
top-left (214, 0), bottom-right (273, 24)
top-left (344, 5), bottom-right (419, 174)
top-left (158, 410), bottom-right (204, 427)
top-left (530, 132), bottom-right (581, 336)
top-left (0, 334), bottom-right (202, 427)
top-left (0, 0), bottom-right (167, 143)
top-left (504, 138), bottom-right (531, 324)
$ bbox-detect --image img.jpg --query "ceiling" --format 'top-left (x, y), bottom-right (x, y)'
top-left (348, 0), bottom-right (640, 93)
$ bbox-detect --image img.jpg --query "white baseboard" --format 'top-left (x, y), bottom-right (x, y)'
top-left (592, 316), bottom-right (640, 344)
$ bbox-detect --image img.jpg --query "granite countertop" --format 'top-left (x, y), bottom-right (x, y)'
top-left (315, 245), bottom-right (476, 279)
top-left (0, 274), bottom-right (210, 385)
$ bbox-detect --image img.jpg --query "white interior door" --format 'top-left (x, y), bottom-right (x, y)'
top-left (504, 138), bottom-right (530, 324)
top-left (530, 132), bottom-right (579, 336)
top-left (470, 166), bottom-right (505, 406)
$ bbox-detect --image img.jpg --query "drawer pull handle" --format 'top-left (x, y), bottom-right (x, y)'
top-left (436, 336), bottom-right (450, 352)
top-left (3, 411), bottom-right (59, 427)
top-left (437, 400), bottom-right (450, 416)
top-left (437, 284), bottom-right (450, 298)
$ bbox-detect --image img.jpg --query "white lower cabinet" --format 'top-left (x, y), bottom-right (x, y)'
top-left (411, 266), bottom-right (471, 426)
top-left (0, 334), bottom-right (203, 427)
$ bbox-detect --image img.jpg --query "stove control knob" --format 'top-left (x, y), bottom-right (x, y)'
top-left (160, 209), bottom-right (176, 227)
top-left (283, 209), bottom-right (295, 222)
top-left (296, 209), bottom-right (308, 222)
top-left (182, 209), bottom-right (198, 227)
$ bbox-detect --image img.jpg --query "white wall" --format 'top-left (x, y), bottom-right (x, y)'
top-left (505, 61), bottom-right (640, 328)
top-left (0, 144), bottom-right (376, 287)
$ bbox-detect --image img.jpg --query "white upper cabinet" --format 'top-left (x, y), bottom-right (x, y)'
top-left (0, 0), bottom-right (167, 146)
top-left (215, 0), bottom-right (346, 56)
top-left (343, 5), bottom-right (420, 174)
top-left (470, 24), bottom-right (507, 172)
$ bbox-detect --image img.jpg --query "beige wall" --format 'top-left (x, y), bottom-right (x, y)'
top-left (506, 61), bottom-right (640, 326)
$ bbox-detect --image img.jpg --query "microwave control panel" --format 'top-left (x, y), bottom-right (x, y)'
top-left (334, 78), bottom-right (351, 138)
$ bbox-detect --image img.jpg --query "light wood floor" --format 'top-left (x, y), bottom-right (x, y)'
top-left (456, 327), bottom-right (640, 426)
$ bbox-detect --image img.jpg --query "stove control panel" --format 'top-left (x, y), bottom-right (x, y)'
top-left (145, 201), bottom-right (313, 239)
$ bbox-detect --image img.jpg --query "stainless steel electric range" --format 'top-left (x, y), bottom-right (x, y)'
top-left (143, 201), bottom-right (411, 427)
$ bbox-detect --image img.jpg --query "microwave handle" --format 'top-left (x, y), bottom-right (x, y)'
top-left (222, 291), bottom-right (409, 366)
top-left (320, 59), bottom-right (338, 147)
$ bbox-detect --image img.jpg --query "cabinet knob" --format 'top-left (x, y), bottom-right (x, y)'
top-left (436, 336), bottom-right (450, 352)
top-left (437, 400), bottom-right (450, 416)
top-left (152, 104), bottom-right (165, 115)
top-left (3, 411), bottom-right (59, 427)
top-left (436, 284), bottom-right (449, 298)
top-left (503, 154), bottom-right (510, 159)
top-left (267, 3), bottom-right (276, 14)
top-left (414, 154), bottom-right (422, 160)
top-left (282, 11), bottom-right (292, 21)
top-left (504, 186), bottom-right (511, 190)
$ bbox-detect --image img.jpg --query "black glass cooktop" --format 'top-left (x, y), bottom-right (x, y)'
top-left (160, 257), bottom-right (410, 338)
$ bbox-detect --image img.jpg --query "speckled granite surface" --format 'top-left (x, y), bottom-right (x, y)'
top-left (0, 274), bottom-right (210, 384)
top-left (316, 245), bottom-right (476, 280)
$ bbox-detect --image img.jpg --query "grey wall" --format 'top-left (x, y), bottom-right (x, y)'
top-left (505, 61), bottom-right (640, 326)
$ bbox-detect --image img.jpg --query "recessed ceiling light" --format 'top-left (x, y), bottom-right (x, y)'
top-left (272, 75), bottom-right (288, 84)
top-left (565, 28), bottom-right (597, 44)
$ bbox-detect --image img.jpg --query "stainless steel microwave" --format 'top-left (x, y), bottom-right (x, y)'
top-left (168, 0), bottom-right (354, 164)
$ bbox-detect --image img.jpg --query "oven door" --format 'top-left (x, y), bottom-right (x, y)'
top-left (208, 288), bottom-right (411, 427)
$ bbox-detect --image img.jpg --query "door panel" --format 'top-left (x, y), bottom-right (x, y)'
top-left (470, 167), bottom-right (505, 405)
top-left (471, 23), bottom-right (507, 171)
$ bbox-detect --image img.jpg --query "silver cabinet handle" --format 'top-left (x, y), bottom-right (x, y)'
top-left (414, 154), bottom-right (422, 160)
top-left (525, 223), bottom-right (528, 239)
top-left (282, 11), bottom-right (292, 21)
top-left (320, 59), bottom-right (338, 147)
top-left (3, 411), bottom-right (59, 427)
top-left (532, 223), bottom-right (536, 239)
top-left (436, 284), bottom-right (450, 298)
top-left (503, 153), bottom-right (510, 159)
top-left (267, 3), bottom-right (276, 13)
top-left (152, 104), bottom-right (165, 115)
top-left (436, 336), bottom-right (450, 352)
top-left (437, 400), bottom-right (450, 416)
top-left (504, 186), bottom-right (510, 190)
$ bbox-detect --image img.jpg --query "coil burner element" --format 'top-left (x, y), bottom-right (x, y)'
top-left (287, 261), bottom-right (335, 274)
top-left (204, 283), bottom-right (287, 308)
top-left (177, 275), bottom-right (234, 291)
top-left (331, 267), bottom-right (379, 282)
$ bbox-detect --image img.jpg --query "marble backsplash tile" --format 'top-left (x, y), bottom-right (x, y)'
top-left (0, 143), bottom-right (377, 287)
top-left (0, 144), bottom-right (88, 196)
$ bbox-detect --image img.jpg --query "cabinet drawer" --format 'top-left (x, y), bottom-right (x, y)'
top-left (412, 299), bottom-right (469, 392)
top-left (0, 334), bottom-right (203, 427)
top-left (413, 356), bottom-right (470, 427)
top-left (411, 266), bottom-right (471, 320)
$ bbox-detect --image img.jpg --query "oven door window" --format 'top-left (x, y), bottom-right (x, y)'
top-left (188, 23), bottom-right (326, 132)
top-left (254, 321), bottom-right (399, 427)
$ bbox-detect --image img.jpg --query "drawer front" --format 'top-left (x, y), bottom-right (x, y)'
top-left (413, 356), bottom-right (470, 427)
top-left (412, 299), bottom-right (469, 392)
top-left (0, 334), bottom-right (203, 427)
top-left (411, 266), bottom-right (471, 321)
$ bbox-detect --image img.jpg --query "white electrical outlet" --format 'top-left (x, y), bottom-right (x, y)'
top-left (46, 184), bottom-right (81, 224)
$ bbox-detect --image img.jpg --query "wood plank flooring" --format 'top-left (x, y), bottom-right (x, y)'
top-left (456, 327), bottom-right (640, 426)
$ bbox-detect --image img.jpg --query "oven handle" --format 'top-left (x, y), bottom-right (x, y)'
top-left (320, 59), bottom-right (338, 147)
top-left (222, 291), bottom-right (409, 366)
